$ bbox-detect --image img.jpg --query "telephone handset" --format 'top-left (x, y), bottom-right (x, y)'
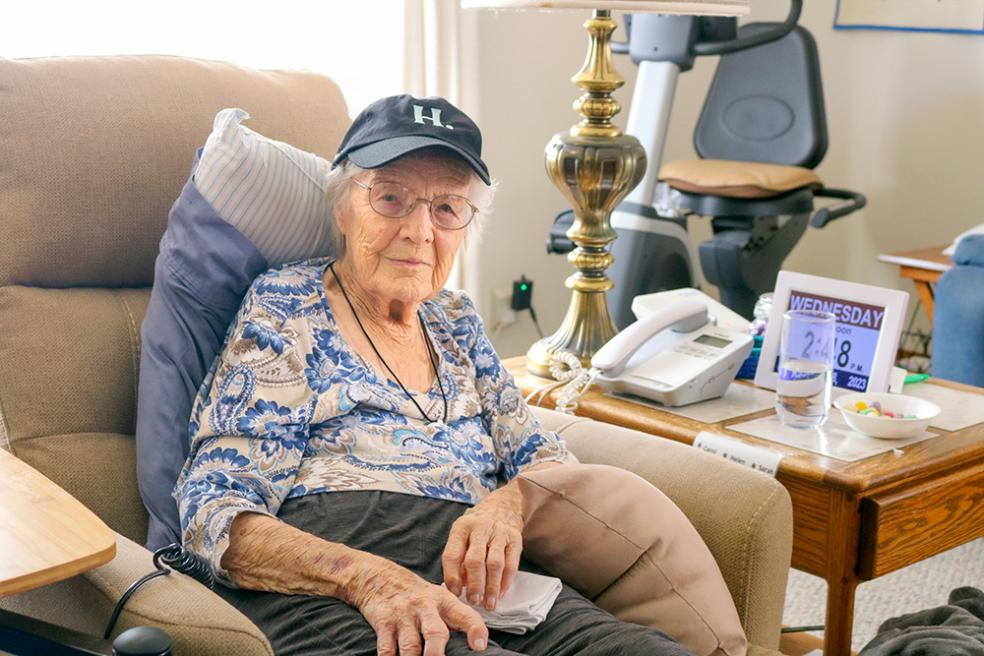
top-left (592, 296), bottom-right (753, 407)
top-left (592, 299), bottom-right (709, 376)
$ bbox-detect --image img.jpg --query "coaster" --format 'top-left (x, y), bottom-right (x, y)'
top-left (606, 383), bottom-right (776, 424)
top-left (729, 411), bottom-right (939, 462)
top-left (903, 383), bottom-right (984, 432)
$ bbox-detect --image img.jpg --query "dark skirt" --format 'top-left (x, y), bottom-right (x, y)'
top-left (216, 491), bottom-right (693, 656)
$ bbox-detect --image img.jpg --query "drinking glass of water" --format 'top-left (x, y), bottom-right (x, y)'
top-left (777, 310), bottom-right (836, 429)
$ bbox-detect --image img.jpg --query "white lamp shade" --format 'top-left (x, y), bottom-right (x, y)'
top-left (460, 0), bottom-right (749, 17)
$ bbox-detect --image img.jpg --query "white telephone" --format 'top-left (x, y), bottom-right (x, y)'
top-left (592, 289), bottom-right (753, 407)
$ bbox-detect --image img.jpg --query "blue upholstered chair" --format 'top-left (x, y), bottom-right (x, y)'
top-left (932, 235), bottom-right (984, 386)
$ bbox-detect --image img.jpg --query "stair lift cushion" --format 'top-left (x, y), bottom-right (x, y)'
top-left (658, 159), bottom-right (822, 199)
top-left (519, 464), bottom-right (748, 656)
top-left (137, 109), bottom-right (338, 549)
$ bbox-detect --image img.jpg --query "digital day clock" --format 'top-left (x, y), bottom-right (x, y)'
top-left (754, 272), bottom-right (909, 394)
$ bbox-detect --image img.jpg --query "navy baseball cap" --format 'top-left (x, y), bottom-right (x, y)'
top-left (332, 94), bottom-right (491, 185)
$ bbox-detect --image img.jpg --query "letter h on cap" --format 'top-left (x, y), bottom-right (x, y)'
top-left (413, 104), bottom-right (453, 130)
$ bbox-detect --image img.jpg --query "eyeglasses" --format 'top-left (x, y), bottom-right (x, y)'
top-left (351, 179), bottom-right (477, 230)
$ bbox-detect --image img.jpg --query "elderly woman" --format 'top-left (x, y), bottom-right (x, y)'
top-left (175, 95), bottom-right (692, 656)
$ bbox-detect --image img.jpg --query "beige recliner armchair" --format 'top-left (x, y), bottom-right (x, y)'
top-left (0, 55), bottom-right (792, 656)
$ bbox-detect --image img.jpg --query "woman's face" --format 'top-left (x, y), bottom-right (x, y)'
top-left (335, 154), bottom-right (475, 305)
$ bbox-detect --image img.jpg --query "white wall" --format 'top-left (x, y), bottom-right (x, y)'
top-left (464, 8), bottom-right (595, 356)
top-left (2, 1), bottom-right (406, 117)
top-left (469, 3), bottom-right (984, 358)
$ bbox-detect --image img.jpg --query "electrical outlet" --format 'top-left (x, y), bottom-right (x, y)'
top-left (490, 286), bottom-right (517, 328)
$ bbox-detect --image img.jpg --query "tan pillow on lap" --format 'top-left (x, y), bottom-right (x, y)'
top-left (517, 463), bottom-right (747, 656)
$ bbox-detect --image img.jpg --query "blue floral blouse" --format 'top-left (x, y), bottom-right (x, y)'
top-left (173, 257), bottom-right (570, 585)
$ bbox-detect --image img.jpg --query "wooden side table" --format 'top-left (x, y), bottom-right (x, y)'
top-left (877, 245), bottom-right (953, 323)
top-left (0, 448), bottom-right (115, 597)
top-left (507, 357), bottom-right (984, 656)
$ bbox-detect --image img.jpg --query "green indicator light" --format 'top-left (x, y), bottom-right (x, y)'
top-left (521, 284), bottom-right (528, 291)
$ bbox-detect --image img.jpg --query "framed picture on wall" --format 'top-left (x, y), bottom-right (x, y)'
top-left (835, 0), bottom-right (984, 35)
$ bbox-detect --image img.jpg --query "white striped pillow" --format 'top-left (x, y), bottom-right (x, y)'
top-left (194, 108), bottom-right (336, 264)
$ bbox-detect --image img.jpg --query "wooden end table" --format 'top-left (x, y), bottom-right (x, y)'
top-left (877, 245), bottom-right (953, 323)
top-left (506, 357), bottom-right (984, 656)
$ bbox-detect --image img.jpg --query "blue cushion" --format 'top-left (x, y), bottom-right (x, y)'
top-left (137, 150), bottom-right (268, 549)
top-left (138, 107), bottom-right (341, 549)
top-left (932, 235), bottom-right (984, 387)
top-left (953, 234), bottom-right (984, 268)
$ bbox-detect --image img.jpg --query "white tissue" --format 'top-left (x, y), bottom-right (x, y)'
top-left (449, 571), bottom-right (562, 635)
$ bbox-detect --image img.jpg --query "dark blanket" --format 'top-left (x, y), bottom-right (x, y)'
top-left (859, 587), bottom-right (984, 656)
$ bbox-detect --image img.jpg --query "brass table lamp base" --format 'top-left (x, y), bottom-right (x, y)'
top-left (526, 10), bottom-right (646, 379)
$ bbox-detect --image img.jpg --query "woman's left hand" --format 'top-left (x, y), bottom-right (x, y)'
top-left (441, 483), bottom-right (524, 611)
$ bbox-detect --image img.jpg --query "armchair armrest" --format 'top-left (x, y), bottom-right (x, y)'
top-left (0, 531), bottom-right (272, 656)
top-left (532, 406), bottom-right (792, 651)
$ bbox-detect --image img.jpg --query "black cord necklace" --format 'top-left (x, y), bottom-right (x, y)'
top-left (328, 262), bottom-right (448, 424)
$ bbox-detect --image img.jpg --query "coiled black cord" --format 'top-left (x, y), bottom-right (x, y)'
top-left (103, 544), bottom-right (214, 639)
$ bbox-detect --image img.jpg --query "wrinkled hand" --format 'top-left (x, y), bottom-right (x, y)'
top-left (442, 485), bottom-right (524, 611)
top-left (346, 554), bottom-right (488, 656)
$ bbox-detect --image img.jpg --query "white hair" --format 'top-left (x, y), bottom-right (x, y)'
top-left (322, 160), bottom-right (361, 257)
top-left (323, 149), bottom-right (497, 256)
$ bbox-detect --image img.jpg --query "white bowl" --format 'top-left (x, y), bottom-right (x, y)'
top-left (833, 392), bottom-right (941, 439)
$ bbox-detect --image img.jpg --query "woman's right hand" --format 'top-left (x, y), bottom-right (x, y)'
top-left (345, 553), bottom-right (489, 656)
